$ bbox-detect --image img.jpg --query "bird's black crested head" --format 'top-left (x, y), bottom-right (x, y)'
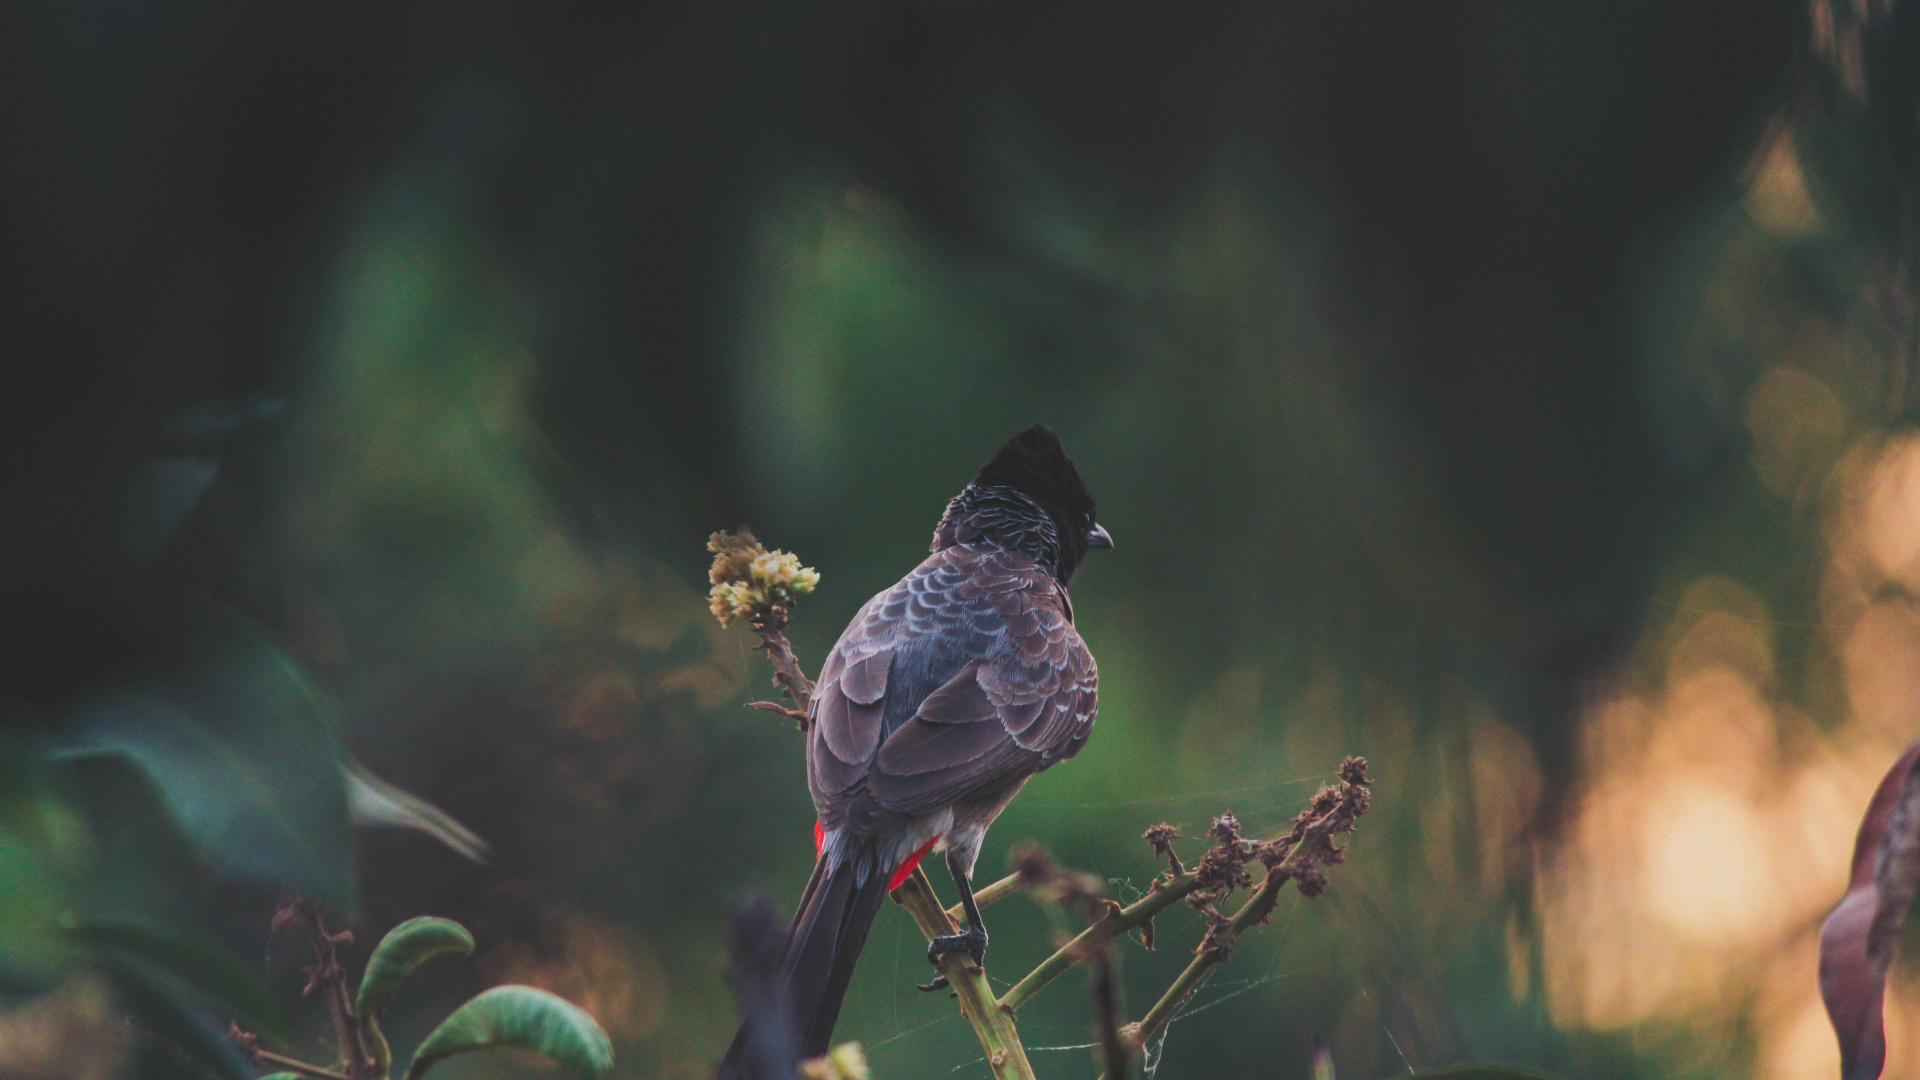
top-left (933, 424), bottom-right (1111, 583)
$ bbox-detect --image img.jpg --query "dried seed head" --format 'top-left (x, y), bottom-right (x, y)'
top-left (1012, 843), bottom-right (1058, 887)
top-left (1294, 866), bottom-right (1329, 898)
top-left (1208, 813), bottom-right (1242, 844)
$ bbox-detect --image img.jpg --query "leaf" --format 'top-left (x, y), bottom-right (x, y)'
top-left (52, 601), bottom-right (355, 913)
top-left (0, 771), bottom-right (77, 987)
top-left (1820, 736), bottom-right (1920, 1080)
top-left (403, 985), bottom-right (613, 1080)
top-left (96, 947), bottom-right (254, 1080)
top-left (344, 763), bottom-right (489, 863)
top-left (68, 919), bottom-right (288, 1044)
top-left (355, 916), bottom-right (475, 1018)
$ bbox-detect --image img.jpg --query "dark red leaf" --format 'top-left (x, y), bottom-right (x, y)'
top-left (1820, 736), bottom-right (1920, 1080)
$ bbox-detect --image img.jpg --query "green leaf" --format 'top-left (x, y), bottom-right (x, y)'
top-left (404, 985), bottom-right (613, 1080)
top-left (355, 916), bottom-right (475, 1017)
top-left (68, 919), bottom-right (288, 1044)
top-left (344, 764), bottom-right (489, 864)
top-left (53, 602), bottom-right (355, 913)
top-left (0, 770), bottom-right (77, 986)
top-left (96, 948), bottom-right (254, 1080)
top-left (1405, 1060), bottom-right (1566, 1068)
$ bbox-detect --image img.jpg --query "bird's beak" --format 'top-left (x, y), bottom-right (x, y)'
top-left (1086, 523), bottom-right (1114, 550)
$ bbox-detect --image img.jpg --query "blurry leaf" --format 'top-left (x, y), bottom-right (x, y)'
top-left (355, 916), bottom-right (475, 1018)
top-left (403, 985), bottom-right (613, 1080)
top-left (159, 395), bottom-right (286, 440)
top-left (258, 1074), bottom-right (305, 1080)
top-left (1405, 1060), bottom-right (1566, 1068)
top-left (52, 602), bottom-right (354, 913)
top-left (123, 457), bottom-right (220, 566)
top-left (67, 919), bottom-right (287, 1044)
top-left (1820, 736), bottom-right (1920, 1080)
top-left (0, 768), bottom-right (79, 987)
top-left (345, 763), bottom-right (489, 863)
top-left (96, 948), bottom-right (253, 1080)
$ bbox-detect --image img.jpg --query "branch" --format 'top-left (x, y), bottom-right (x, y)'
top-left (754, 621), bottom-right (814, 721)
top-left (998, 849), bottom-right (1138, 1080)
top-left (228, 1026), bottom-right (354, 1080)
top-left (283, 901), bottom-right (375, 1080)
top-left (1126, 863), bottom-right (1287, 1049)
top-left (1122, 774), bottom-right (1369, 1058)
top-left (998, 871), bottom-right (1200, 1012)
top-left (259, 1048), bottom-right (353, 1080)
top-left (889, 868), bottom-right (1038, 1080)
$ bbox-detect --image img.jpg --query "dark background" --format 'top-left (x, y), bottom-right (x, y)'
top-left (9, 1), bottom-right (1898, 1077)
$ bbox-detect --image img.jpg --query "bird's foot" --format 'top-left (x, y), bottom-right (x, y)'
top-left (927, 925), bottom-right (988, 969)
top-left (917, 925), bottom-right (987, 992)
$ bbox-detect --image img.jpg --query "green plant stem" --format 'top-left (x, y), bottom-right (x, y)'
top-left (890, 867), bottom-right (1038, 1080)
top-left (997, 871), bottom-right (1201, 1013)
top-left (252, 1048), bottom-right (353, 1080)
top-left (1089, 940), bottom-right (1136, 1080)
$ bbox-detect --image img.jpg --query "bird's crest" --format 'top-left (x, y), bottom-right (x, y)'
top-left (972, 424), bottom-right (1096, 529)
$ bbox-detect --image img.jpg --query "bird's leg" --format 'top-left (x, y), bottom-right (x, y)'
top-left (920, 851), bottom-right (989, 992)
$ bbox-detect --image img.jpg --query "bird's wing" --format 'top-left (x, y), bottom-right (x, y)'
top-left (808, 546), bottom-right (1097, 829)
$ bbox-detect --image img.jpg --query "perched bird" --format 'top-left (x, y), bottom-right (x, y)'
top-left (721, 424), bottom-right (1112, 1073)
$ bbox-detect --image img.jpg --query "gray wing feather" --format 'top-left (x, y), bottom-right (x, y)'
top-left (808, 546), bottom-right (1098, 832)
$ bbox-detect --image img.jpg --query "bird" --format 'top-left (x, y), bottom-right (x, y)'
top-left (721, 424), bottom-right (1112, 1074)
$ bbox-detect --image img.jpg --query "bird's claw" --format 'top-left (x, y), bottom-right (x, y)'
top-left (925, 925), bottom-right (988, 971)
top-left (916, 974), bottom-right (950, 992)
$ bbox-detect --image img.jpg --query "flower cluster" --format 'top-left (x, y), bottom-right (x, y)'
top-left (707, 530), bottom-right (821, 630)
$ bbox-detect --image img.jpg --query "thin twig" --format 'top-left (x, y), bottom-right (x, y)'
top-left (256, 1047), bottom-right (354, 1080)
top-left (288, 902), bottom-right (374, 1080)
top-left (755, 621), bottom-right (814, 722)
top-left (228, 1025), bottom-right (354, 1080)
top-left (746, 699), bottom-right (810, 722)
top-left (998, 872), bottom-right (1201, 1012)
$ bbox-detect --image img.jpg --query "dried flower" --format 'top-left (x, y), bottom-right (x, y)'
top-left (707, 530), bottom-right (820, 630)
top-left (1144, 823), bottom-right (1185, 874)
top-left (1207, 813), bottom-right (1242, 844)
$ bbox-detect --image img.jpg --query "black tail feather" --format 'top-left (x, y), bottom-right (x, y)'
top-left (718, 847), bottom-right (894, 1078)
